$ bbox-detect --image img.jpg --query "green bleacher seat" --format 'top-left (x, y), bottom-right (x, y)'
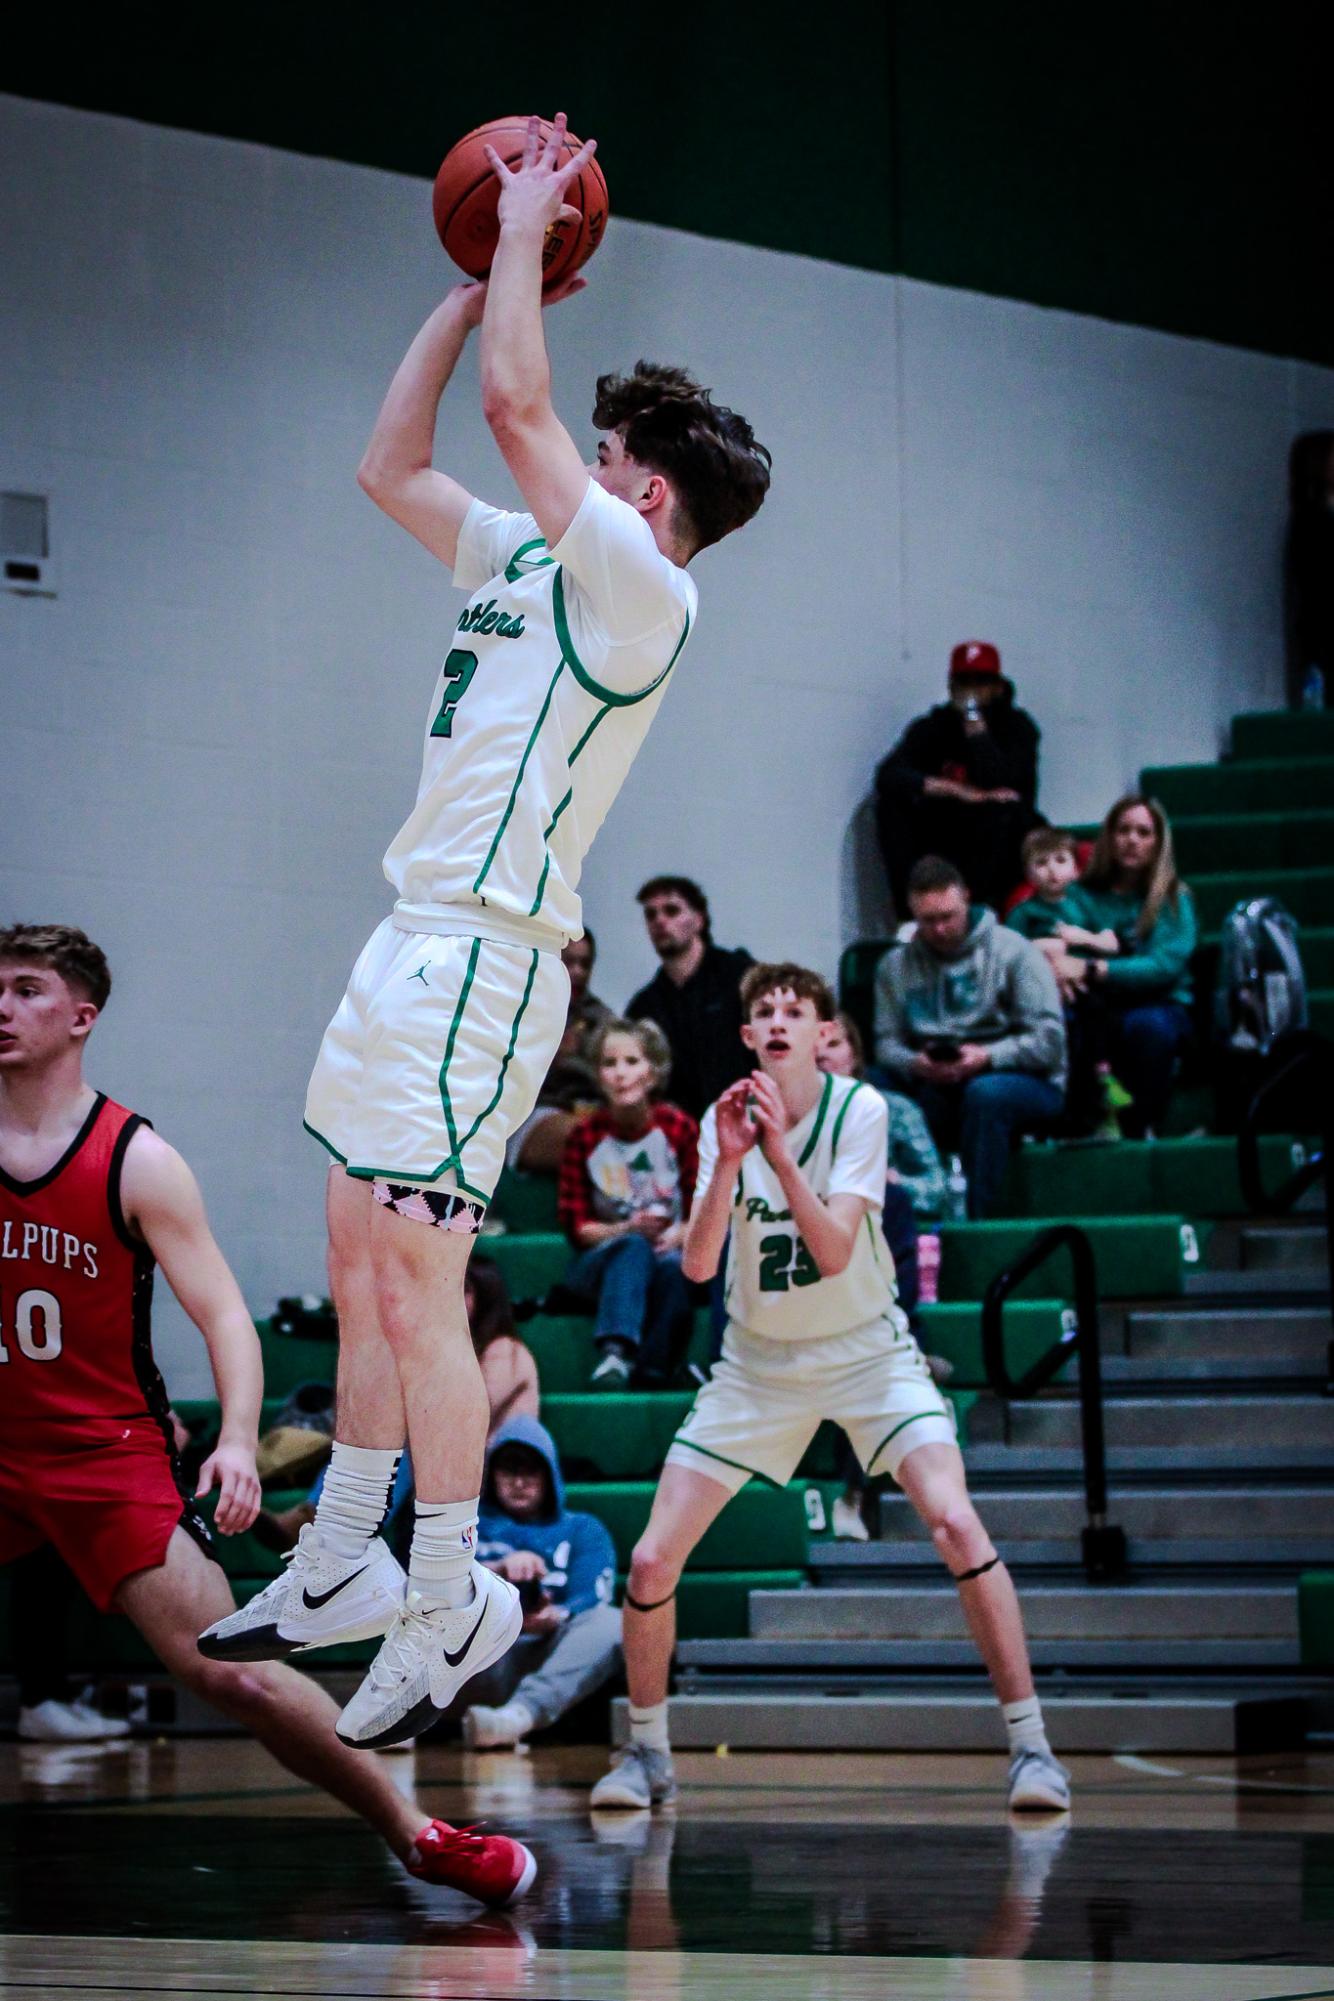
top-left (568, 1480), bottom-right (809, 1568)
top-left (544, 1392), bottom-right (694, 1479)
top-left (489, 1168), bottom-right (560, 1235)
top-left (1189, 867), bottom-right (1334, 931)
top-left (939, 1215), bottom-right (1199, 1302)
top-left (1169, 809), bottom-right (1334, 876)
top-left (1231, 711), bottom-right (1334, 763)
top-left (521, 1310), bottom-right (714, 1393)
top-left (482, 1232), bottom-right (569, 1301)
top-left (838, 937), bottom-right (895, 1048)
top-left (997, 1135), bottom-right (1308, 1221)
top-left (1310, 989), bottom-right (1334, 1039)
top-left (1142, 757), bottom-right (1334, 818)
top-left (1299, 1572), bottom-right (1334, 1669)
top-left (918, 1300), bottom-right (1070, 1386)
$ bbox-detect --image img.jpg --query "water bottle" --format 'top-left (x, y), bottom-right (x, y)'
top-left (945, 1154), bottom-right (969, 1222)
top-left (1302, 665), bottom-right (1326, 711)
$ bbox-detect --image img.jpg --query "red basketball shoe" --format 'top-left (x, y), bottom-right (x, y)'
top-left (406, 1819), bottom-right (538, 1906)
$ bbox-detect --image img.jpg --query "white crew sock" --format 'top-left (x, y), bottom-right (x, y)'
top-left (1003, 1696), bottom-right (1051, 1759)
top-left (468, 1699), bottom-right (534, 1747)
top-left (408, 1497), bottom-right (479, 1610)
top-left (628, 1700), bottom-right (670, 1752)
top-left (312, 1442), bottom-right (401, 1561)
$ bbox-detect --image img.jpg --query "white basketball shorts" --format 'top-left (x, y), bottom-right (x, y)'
top-left (304, 915), bottom-right (569, 1205)
top-left (666, 1315), bottom-right (957, 1494)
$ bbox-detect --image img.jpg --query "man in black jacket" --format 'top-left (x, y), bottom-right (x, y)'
top-left (625, 877), bottom-right (754, 1122)
top-left (875, 641), bottom-right (1042, 916)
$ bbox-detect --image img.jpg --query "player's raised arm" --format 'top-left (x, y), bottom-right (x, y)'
top-left (682, 1085), bottom-right (757, 1284)
top-left (748, 1074), bottom-right (866, 1278)
top-left (480, 113), bottom-right (596, 547)
top-left (119, 1128), bottom-right (262, 1534)
top-left (356, 287), bottom-right (488, 569)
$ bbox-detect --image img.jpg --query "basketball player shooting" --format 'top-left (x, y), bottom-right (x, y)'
top-left (0, 925), bottom-right (535, 1907)
top-left (200, 115), bottom-right (771, 1750)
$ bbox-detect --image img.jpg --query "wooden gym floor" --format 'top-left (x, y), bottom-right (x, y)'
top-left (1, 1738), bottom-right (1332, 1998)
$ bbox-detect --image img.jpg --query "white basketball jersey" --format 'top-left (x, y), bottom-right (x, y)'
top-left (384, 481), bottom-right (696, 947)
top-left (697, 1073), bottom-right (905, 1341)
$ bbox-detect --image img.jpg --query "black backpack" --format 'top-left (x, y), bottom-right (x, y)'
top-left (1214, 897), bottom-right (1308, 1055)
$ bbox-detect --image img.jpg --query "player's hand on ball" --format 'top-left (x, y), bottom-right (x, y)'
top-left (715, 1079), bottom-right (762, 1162)
top-left (197, 1442), bottom-right (262, 1536)
top-left (485, 111), bottom-right (597, 239)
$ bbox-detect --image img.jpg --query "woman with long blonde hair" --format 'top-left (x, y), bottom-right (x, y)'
top-left (1066, 795), bottom-right (1198, 1136)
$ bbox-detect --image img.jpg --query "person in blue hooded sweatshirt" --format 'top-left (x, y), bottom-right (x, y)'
top-left (461, 1414), bottom-right (622, 1749)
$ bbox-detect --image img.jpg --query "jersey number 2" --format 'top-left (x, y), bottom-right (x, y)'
top-left (0, 1287), bottom-right (63, 1363)
top-left (758, 1234), bottom-right (820, 1292)
top-left (429, 649), bottom-right (479, 738)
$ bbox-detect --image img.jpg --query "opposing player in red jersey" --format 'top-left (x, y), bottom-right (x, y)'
top-left (0, 923), bottom-right (536, 1907)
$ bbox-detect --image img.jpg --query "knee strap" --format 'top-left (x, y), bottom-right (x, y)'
top-left (624, 1589), bottom-right (676, 1614)
top-left (954, 1554), bottom-right (1001, 1584)
top-left (372, 1180), bottom-right (485, 1233)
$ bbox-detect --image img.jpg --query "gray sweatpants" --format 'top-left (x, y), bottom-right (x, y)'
top-left (466, 1601), bottom-right (622, 1730)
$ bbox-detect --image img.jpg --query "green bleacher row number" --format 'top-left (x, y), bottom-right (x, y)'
top-left (758, 1233), bottom-right (820, 1292)
top-left (429, 649), bottom-right (478, 738)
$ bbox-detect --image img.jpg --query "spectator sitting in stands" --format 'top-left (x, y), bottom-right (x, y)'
top-left (258, 1254), bottom-right (537, 1552)
top-left (875, 640), bottom-right (1042, 917)
top-left (626, 876), bottom-right (755, 1122)
top-left (1007, 828), bottom-right (1127, 1138)
top-left (460, 1416), bottom-right (621, 1750)
top-left (558, 1018), bottom-right (699, 1392)
top-left (1047, 795), bottom-right (1198, 1140)
top-left (874, 857), bottom-right (1066, 1219)
top-left (504, 934), bottom-right (611, 1175)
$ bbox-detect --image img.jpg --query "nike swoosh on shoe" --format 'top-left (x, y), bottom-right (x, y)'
top-left (302, 1568), bottom-right (370, 1611)
top-left (443, 1603), bottom-right (489, 1668)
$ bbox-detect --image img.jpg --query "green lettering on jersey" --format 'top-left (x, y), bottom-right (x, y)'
top-left (758, 1232), bottom-right (820, 1292)
top-left (458, 598), bottom-right (525, 639)
top-left (430, 648), bottom-right (479, 738)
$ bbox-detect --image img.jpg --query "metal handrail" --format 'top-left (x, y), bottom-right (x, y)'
top-left (981, 1224), bottom-right (1127, 1581)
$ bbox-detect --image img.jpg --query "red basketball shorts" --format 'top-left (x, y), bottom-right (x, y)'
top-left (0, 1418), bottom-right (215, 1611)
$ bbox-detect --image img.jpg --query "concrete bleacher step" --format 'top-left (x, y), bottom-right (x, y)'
top-left (1238, 1222), bottom-right (1330, 1275)
top-left (976, 1389), bottom-right (1333, 1453)
top-left (1123, 1302), bottom-right (1331, 1368)
top-left (620, 1684), bottom-right (1320, 1753)
top-left (877, 1483), bottom-right (1334, 1561)
top-left (749, 1581), bottom-right (1295, 1644)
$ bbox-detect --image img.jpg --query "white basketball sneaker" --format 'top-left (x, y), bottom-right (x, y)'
top-left (335, 1564), bottom-right (522, 1750)
top-left (197, 1527), bottom-right (405, 1662)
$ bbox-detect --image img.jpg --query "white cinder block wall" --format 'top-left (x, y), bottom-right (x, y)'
top-left (3, 97), bottom-right (1330, 1390)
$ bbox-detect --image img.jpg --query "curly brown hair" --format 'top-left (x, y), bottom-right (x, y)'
top-left (592, 362), bottom-right (771, 554)
top-left (0, 923), bottom-right (111, 1010)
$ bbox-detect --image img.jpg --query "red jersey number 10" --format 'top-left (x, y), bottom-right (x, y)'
top-left (0, 1286), bottom-right (64, 1363)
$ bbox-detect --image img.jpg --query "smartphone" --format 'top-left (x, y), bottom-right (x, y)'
top-left (924, 1038), bottom-right (962, 1063)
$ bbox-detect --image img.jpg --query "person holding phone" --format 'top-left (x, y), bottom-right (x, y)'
top-left (873, 858), bottom-right (1066, 1218)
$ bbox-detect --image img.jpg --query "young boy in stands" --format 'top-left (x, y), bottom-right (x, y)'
top-left (590, 962), bottom-right (1069, 1816)
top-left (461, 1416), bottom-right (621, 1748)
top-left (558, 1019), bottom-right (698, 1390)
top-left (1006, 830), bottom-right (1126, 1136)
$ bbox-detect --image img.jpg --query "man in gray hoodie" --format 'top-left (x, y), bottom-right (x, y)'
top-left (874, 858), bottom-right (1066, 1218)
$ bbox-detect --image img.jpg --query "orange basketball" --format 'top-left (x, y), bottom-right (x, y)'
top-left (432, 116), bottom-right (609, 286)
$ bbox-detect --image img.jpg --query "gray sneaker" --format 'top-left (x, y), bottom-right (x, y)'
top-left (590, 1741), bottom-right (677, 1810)
top-left (1008, 1745), bottom-right (1072, 1812)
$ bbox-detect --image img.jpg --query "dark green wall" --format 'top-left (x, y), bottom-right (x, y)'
top-left (2, 1), bottom-right (1325, 363)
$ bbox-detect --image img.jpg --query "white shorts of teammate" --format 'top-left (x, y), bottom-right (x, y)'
top-left (305, 915), bottom-right (569, 1206)
top-left (666, 1315), bottom-right (957, 1494)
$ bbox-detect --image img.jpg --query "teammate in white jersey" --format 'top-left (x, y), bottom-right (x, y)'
top-left (590, 963), bottom-right (1071, 1816)
top-left (200, 117), bottom-right (770, 1749)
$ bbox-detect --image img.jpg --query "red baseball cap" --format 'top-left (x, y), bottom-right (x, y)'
top-left (949, 640), bottom-right (1001, 678)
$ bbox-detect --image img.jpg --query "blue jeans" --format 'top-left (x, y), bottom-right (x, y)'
top-left (566, 1234), bottom-right (693, 1383)
top-left (915, 1071), bottom-right (1065, 1220)
top-left (1104, 1001), bottom-right (1193, 1137)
